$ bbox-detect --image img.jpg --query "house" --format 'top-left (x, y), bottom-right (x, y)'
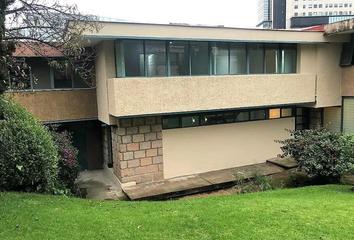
top-left (10, 20), bottom-right (354, 187)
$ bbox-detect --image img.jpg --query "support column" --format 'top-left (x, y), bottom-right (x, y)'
top-left (112, 116), bottom-right (164, 184)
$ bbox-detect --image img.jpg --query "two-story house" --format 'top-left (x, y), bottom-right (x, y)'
top-left (11, 19), bottom-right (354, 188)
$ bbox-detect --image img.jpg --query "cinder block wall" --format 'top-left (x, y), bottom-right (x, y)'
top-left (111, 116), bottom-right (164, 184)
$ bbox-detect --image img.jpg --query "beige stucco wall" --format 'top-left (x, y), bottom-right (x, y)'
top-left (95, 40), bottom-right (117, 125)
top-left (298, 43), bottom-right (343, 108)
top-left (315, 43), bottom-right (342, 107)
top-left (162, 118), bottom-right (294, 179)
top-left (342, 66), bottom-right (354, 96)
top-left (86, 22), bottom-right (348, 43)
top-left (9, 89), bottom-right (98, 122)
top-left (107, 74), bottom-right (316, 117)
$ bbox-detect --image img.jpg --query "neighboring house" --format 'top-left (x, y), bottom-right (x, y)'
top-left (257, 0), bottom-right (354, 29)
top-left (9, 20), bottom-right (354, 187)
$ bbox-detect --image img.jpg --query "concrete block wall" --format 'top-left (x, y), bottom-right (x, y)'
top-left (112, 116), bottom-right (164, 184)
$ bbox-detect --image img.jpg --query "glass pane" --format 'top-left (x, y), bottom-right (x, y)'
top-left (236, 112), bottom-right (249, 121)
top-left (191, 42), bottom-right (209, 75)
top-left (163, 118), bottom-right (179, 129)
top-left (53, 65), bottom-right (72, 89)
top-left (265, 44), bottom-right (280, 74)
top-left (250, 110), bottom-right (266, 120)
top-left (201, 114), bottom-right (215, 125)
top-left (249, 43), bottom-right (264, 74)
top-left (211, 42), bottom-right (229, 75)
top-left (269, 109), bottom-right (281, 119)
top-left (224, 112), bottom-right (235, 123)
top-left (169, 41), bottom-right (190, 76)
top-left (181, 116), bottom-right (199, 127)
top-left (29, 58), bottom-right (51, 89)
top-left (115, 40), bottom-right (125, 77)
top-left (281, 44), bottom-right (297, 73)
top-left (282, 108), bottom-right (293, 117)
top-left (145, 41), bottom-right (166, 77)
top-left (123, 40), bottom-right (144, 77)
top-left (296, 125), bottom-right (303, 130)
top-left (296, 108), bottom-right (303, 116)
top-left (296, 116), bottom-right (303, 124)
top-left (230, 43), bottom-right (246, 74)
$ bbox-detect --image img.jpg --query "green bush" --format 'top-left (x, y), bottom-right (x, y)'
top-left (276, 127), bottom-right (354, 183)
top-left (234, 170), bottom-right (283, 194)
top-left (48, 125), bottom-right (79, 195)
top-left (0, 97), bottom-right (58, 193)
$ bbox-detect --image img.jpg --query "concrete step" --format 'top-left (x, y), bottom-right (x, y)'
top-left (123, 161), bottom-right (287, 201)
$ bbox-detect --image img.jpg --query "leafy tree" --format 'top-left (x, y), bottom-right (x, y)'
top-left (0, 0), bottom-right (100, 94)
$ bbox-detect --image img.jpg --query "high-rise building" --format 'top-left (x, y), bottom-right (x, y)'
top-left (257, 0), bottom-right (354, 29)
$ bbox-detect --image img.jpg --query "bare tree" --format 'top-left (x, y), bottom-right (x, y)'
top-left (1, 0), bottom-right (101, 93)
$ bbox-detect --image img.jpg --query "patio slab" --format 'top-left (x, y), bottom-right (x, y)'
top-left (123, 159), bottom-right (292, 201)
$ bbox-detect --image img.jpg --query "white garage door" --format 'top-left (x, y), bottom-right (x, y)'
top-left (323, 107), bottom-right (341, 132)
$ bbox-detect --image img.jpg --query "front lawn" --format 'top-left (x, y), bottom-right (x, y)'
top-left (1, 185), bottom-right (354, 240)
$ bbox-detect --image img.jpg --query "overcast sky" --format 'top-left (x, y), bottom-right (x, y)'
top-left (64, 0), bottom-right (258, 28)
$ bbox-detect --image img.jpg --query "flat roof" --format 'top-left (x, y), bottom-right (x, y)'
top-left (84, 21), bottom-right (349, 46)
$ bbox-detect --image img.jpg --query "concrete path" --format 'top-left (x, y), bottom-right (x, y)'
top-left (123, 159), bottom-right (295, 201)
top-left (76, 168), bottom-right (126, 200)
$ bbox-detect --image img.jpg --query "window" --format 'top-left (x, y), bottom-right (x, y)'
top-left (230, 43), bottom-right (247, 74)
top-left (145, 41), bottom-right (167, 77)
top-left (329, 4), bottom-right (333, 8)
top-left (211, 42), bottom-right (229, 75)
top-left (339, 3), bottom-right (343, 8)
top-left (53, 68), bottom-right (72, 88)
top-left (235, 112), bottom-right (249, 122)
top-left (162, 107), bottom-right (295, 129)
top-left (303, 5), bottom-right (306, 9)
top-left (115, 40), bottom-right (297, 77)
top-left (181, 116), bottom-right (199, 127)
top-left (314, 4), bottom-right (317, 8)
top-left (162, 117), bottom-right (179, 129)
top-left (319, 4), bottom-right (322, 8)
top-left (265, 44), bottom-right (280, 74)
top-left (282, 108), bottom-right (293, 117)
top-left (334, 3), bottom-right (338, 8)
top-left (249, 43), bottom-right (264, 74)
top-left (325, 4), bottom-right (328, 8)
top-left (309, 4), bottom-right (312, 8)
top-left (190, 42), bottom-right (209, 75)
top-left (120, 40), bottom-right (144, 77)
top-left (308, 12), bottom-right (312, 16)
top-left (269, 109), bottom-right (281, 119)
top-left (281, 44), bottom-right (297, 73)
top-left (294, 5), bottom-right (298, 9)
top-left (294, 12), bottom-right (299, 17)
top-left (250, 110), bottom-right (266, 120)
top-left (169, 41), bottom-right (190, 76)
top-left (345, 3), bottom-right (348, 7)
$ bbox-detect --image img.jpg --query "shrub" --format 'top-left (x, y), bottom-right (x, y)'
top-left (48, 125), bottom-right (80, 195)
top-left (276, 126), bottom-right (354, 183)
top-left (234, 170), bottom-right (283, 194)
top-left (0, 97), bottom-right (58, 193)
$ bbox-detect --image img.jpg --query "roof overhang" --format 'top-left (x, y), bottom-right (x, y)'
top-left (324, 18), bottom-right (354, 36)
top-left (83, 21), bottom-right (350, 47)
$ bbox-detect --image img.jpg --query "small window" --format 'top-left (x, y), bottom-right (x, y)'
top-left (181, 116), bottom-right (199, 127)
top-left (236, 112), bottom-right (250, 122)
top-left (282, 108), bottom-right (293, 117)
top-left (269, 109), bottom-right (281, 119)
top-left (163, 118), bottom-right (179, 129)
top-left (250, 110), bottom-right (266, 120)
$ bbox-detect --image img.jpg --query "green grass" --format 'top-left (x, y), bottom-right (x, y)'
top-left (1, 185), bottom-right (354, 240)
